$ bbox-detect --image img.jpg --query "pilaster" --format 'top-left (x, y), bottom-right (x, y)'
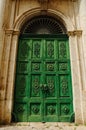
top-left (4, 30), bottom-right (19, 123)
top-left (0, 29), bottom-right (20, 123)
top-left (68, 30), bottom-right (83, 124)
top-left (79, 0), bottom-right (86, 124)
top-left (0, 0), bottom-right (6, 76)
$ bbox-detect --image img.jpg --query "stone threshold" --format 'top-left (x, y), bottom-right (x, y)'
top-left (0, 122), bottom-right (86, 130)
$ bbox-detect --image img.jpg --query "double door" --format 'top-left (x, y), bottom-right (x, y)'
top-left (13, 35), bottom-right (73, 122)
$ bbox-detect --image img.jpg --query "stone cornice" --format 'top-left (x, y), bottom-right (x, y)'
top-left (68, 30), bottom-right (82, 36)
top-left (5, 30), bottom-right (13, 34)
top-left (13, 30), bottom-right (20, 35)
top-left (5, 29), bottom-right (20, 35)
top-left (5, 30), bottom-right (82, 36)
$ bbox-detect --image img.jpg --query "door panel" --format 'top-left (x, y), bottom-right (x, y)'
top-left (45, 40), bottom-right (55, 59)
top-left (13, 35), bottom-right (73, 122)
top-left (28, 101), bottom-right (43, 122)
top-left (59, 74), bottom-right (72, 97)
top-left (58, 41), bottom-right (69, 59)
top-left (18, 39), bottom-right (30, 61)
top-left (44, 74), bottom-right (56, 98)
top-left (44, 101), bottom-right (58, 122)
top-left (13, 102), bottom-right (28, 122)
top-left (32, 40), bottom-right (42, 58)
top-left (30, 74), bottom-right (41, 97)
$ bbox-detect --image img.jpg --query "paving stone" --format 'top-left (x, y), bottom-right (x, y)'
top-left (18, 126), bottom-right (32, 130)
top-left (30, 123), bottom-right (44, 130)
top-left (5, 126), bottom-right (20, 130)
top-left (62, 126), bottom-right (76, 130)
top-left (1, 123), bottom-right (86, 130)
top-left (76, 126), bottom-right (86, 130)
top-left (49, 126), bottom-right (60, 130)
top-left (0, 128), bottom-right (5, 130)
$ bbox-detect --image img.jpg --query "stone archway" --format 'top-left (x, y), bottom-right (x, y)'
top-left (20, 15), bottom-right (67, 34)
top-left (3, 8), bottom-right (83, 123)
top-left (12, 13), bottom-right (75, 122)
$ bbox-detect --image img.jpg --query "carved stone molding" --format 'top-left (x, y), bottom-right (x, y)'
top-left (68, 30), bottom-right (82, 36)
top-left (71, 0), bottom-right (77, 2)
top-left (5, 30), bottom-right (13, 35)
top-left (5, 29), bottom-right (20, 35)
top-left (13, 30), bottom-right (20, 35)
top-left (38, 0), bottom-right (49, 11)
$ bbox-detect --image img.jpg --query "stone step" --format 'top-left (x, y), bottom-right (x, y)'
top-left (0, 123), bottom-right (86, 130)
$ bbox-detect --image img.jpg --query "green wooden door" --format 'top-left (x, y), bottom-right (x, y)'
top-left (13, 35), bottom-right (74, 122)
